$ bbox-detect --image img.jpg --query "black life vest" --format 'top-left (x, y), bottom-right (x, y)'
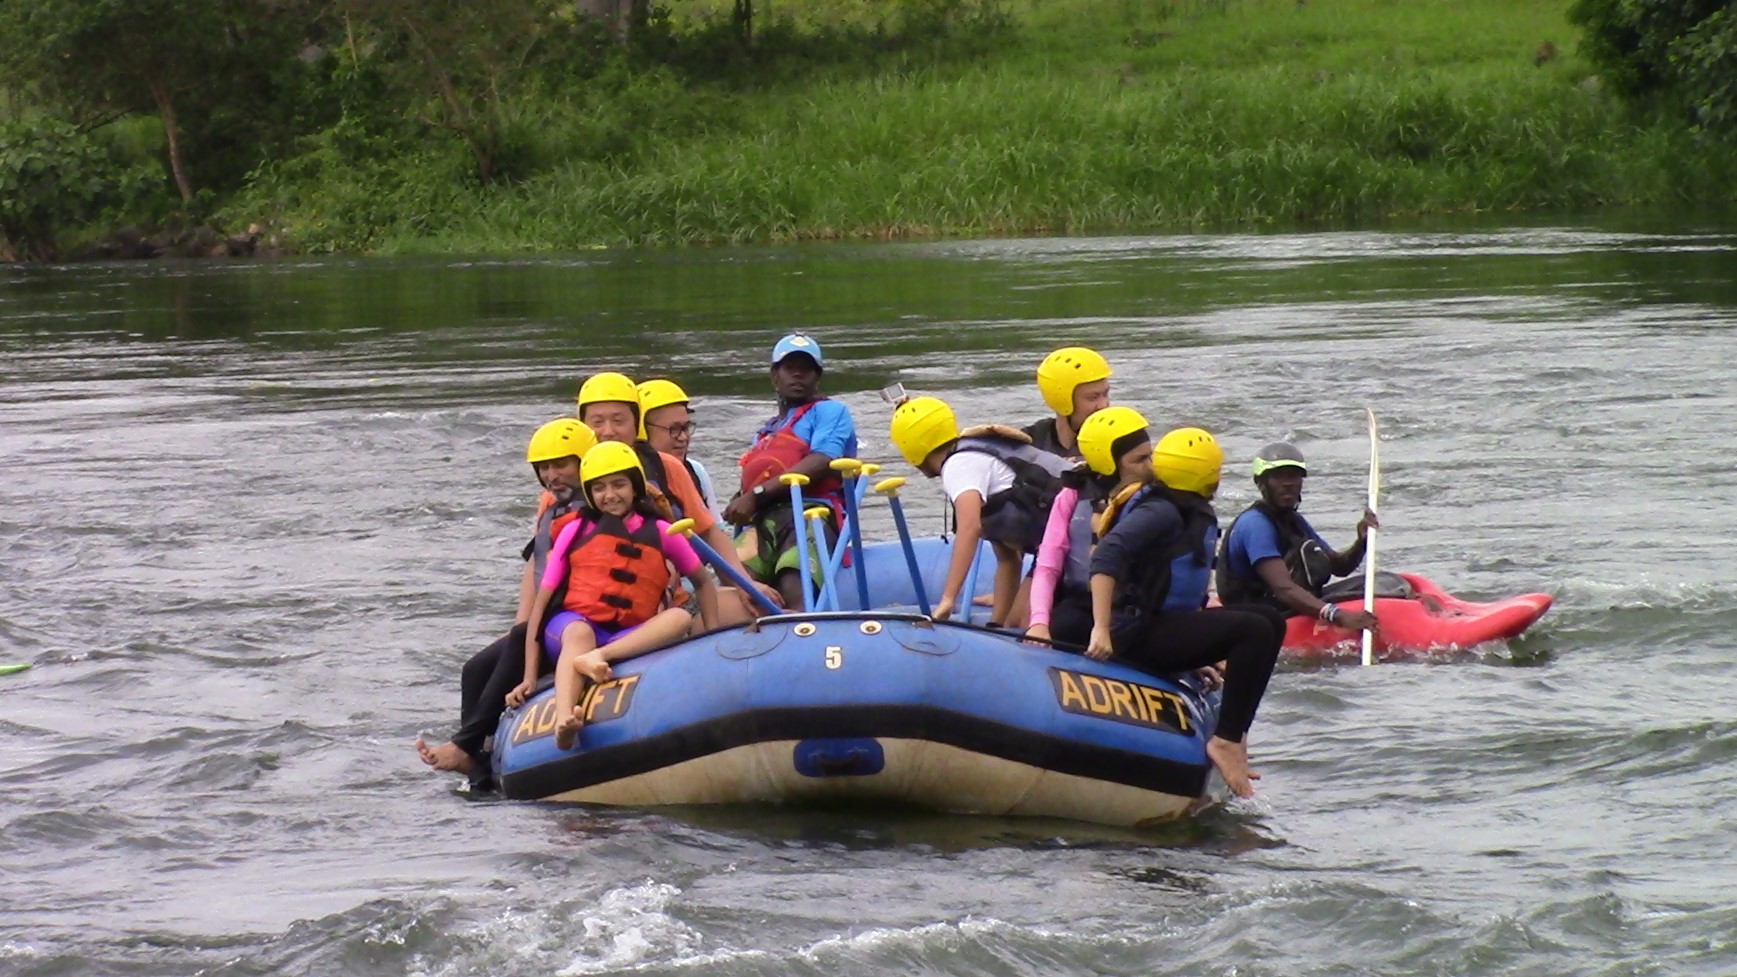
top-left (631, 441), bottom-right (683, 520)
top-left (527, 495), bottom-right (585, 581)
top-left (1021, 416), bottom-right (1078, 460)
top-left (1214, 501), bottom-right (1334, 607)
top-left (1101, 484), bottom-right (1220, 617)
top-left (951, 434), bottom-right (1079, 555)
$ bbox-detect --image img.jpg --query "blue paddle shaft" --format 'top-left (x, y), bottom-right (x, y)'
top-left (786, 480), bottom-right (815, 611)
top-left (685, 532), bottom-right (781, 616)
top-left (842, 476), bottom-right (871, 611)
top-left (885, 495), bottom-right (933, 616)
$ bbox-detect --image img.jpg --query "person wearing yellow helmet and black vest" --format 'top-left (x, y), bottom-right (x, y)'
top-left (1216, 442), bottom-right (1380, 633)
top-left (889, 395), bottom-right (1076, 626)
top-left (417, 417), bottom-right (596, 780)
top-left (1023, 347), bottom-right (1113, 459)
top-left (579, 371), bottom-right (782, 616)
top-left (1071, 412), bottom-right (1286, 798)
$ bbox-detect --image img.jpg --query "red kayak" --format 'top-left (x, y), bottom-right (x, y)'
top-left (1282, 573), bottom-right (1553, 659)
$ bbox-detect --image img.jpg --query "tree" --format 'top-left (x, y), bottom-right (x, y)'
top-left (0, 0), bottom-right (303, 203)
top-left (1570, 0), bottom-right (1737, 136)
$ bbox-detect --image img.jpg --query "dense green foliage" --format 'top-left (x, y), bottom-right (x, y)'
top-left (1570, 0), bottom-right (1737, 134)
top-left (1, 0), bottom-right (1733, 258)
top-left (0, 116), bottom-right (154, 260)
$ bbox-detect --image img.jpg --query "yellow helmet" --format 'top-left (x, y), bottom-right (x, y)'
top-left (637, 378), bottom-right (690, 415)
top-left (579, 440), bottom-right (644, 487)
top-left (526, 418), bottom-right (597, 464)
top-left (889, 396), bottom-right (959, 467)
top-left (1076, 406), bottom-right (1150, 477)
top-left (635, 378), bottom-right (690, 440)
top-left (1036, 347), bottom-right (1112, 417)
top-left (1152, 427), bottom-right (1224, 497)
top-left (577, 372), bottom-right (639, 413)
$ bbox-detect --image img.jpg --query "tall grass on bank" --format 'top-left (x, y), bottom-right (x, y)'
top-left (230, 0), bottom-right (1737, 253)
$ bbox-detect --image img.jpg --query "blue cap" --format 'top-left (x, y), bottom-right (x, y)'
top-left (771, 333), bottom-right (823, 369)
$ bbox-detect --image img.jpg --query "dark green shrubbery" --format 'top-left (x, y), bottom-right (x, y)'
top-left (1570, 0), bottom-right (1737, 135)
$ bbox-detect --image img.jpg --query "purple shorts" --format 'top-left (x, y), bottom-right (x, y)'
top-left (543, 611), bottom-right (638, 662)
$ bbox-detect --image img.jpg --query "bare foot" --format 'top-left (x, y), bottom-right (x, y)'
top-left (553, 706), bottom-right (585, 751)
top-left (415, 736), bottom-right (476, 774)
top-left (573, 654), bottom-right (612, 684)
top-left (1205, 736), bottom-right (1261, 798)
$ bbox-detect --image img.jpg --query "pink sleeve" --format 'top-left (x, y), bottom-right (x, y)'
top-left (541, 520), bottom-right (583, 590)
top-left (656, 521), bottom-right (704, 577)
top-left (1028, 487), bottom-right (1079, 629)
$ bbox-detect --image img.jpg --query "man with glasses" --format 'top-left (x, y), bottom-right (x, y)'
top-left (637, 378), bottom-right (720, 518)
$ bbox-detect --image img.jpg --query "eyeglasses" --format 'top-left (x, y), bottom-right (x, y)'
top-left (647, 420), bottom-right (698, 437)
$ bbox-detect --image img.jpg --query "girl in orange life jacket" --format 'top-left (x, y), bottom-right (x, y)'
top-left (1079, 417), bottom-right (1285, 799)
top-left (418, 417), bottom-right (596, 779)
top-left (521, 442), bottom-right (721, 751)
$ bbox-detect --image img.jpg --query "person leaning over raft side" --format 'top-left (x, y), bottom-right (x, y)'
top-left (637, 378), bottom-right (721, 519)
top-left (889, 395), bottom-right (1075, 626)
top-left (416, 417), bottom-right (596, 779)
top-left (1074, 416), bottom-right (1286, 798)
top-left (578, 371), bottom-right (782, 619)
top-left (721, 334), bottom-right (859, 611)
top-left (1216, 441), bottom-right (1378, 633)
top-left (523, 442), bottom-right (720, 751)
top-left (1024, 346), bottom-right (1114, 459)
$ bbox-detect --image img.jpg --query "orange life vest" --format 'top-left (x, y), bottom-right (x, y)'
top-left (560, 514), bottom-right (673, 629)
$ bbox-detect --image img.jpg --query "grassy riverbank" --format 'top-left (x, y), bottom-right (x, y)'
top-left (228, 0), bottom-right (1737, 253)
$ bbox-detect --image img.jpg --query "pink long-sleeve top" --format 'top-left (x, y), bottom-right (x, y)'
top-left (540, 514), bottom-right (702, 590)
top-left (1027, 485), bottom-right (1081, 629)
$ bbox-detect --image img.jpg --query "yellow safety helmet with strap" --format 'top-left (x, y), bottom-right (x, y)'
top-left (1152, 427), bottom-right (1223, 497)
top-left (889, 396), bottom-right (959, 467)
top-left (526, 418), bottom-right (597, 465)
top-left (637, 378), bottom-right (690, 415)
top-left (580, 440), bottom-right (645, 487)
top-left (1036, 347), bottom-right (1112, 417)
top-left (577, 372), bottom-right (640, 413)
top-left (1076, 406), bottom-right (1150, 477)
top-left (635, 378), bottom-right (690, 440)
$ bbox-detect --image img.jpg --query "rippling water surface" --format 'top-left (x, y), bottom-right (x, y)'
top-left (3, 218), bottom-right (1735, 976)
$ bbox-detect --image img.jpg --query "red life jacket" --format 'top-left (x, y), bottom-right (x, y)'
top-left (560, 514), bottom-right (673, 629)
top-left (738, 400), bottom-right (843, 499)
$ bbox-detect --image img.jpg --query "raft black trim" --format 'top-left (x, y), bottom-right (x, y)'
top-left (500, 704), bottom-right (1209, 802)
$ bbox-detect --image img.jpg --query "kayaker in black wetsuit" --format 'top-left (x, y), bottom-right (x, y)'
top-left (1072, 414), bottom-right (1285, 798)
top-left (1023, 346), bottom-right (1113, 460)
top-left (417, 418), bottom-right (596, 782)
top-left (1216, 441), bottom-right (1379, 633)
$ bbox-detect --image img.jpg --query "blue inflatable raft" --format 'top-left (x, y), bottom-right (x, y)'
top-left (493, 538), bottom-right (1222, 826)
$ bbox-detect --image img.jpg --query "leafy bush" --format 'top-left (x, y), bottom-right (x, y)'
top-left (1570, 0), bottom-right (1737, 135)
top-left (0, 117), bottom-right (155, 260)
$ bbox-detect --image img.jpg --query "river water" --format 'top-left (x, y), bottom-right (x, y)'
top-left (3, 217), bottom-right (1735, 976)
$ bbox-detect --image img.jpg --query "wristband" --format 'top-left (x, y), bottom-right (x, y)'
top-left (1318, 603), bottom-right (1338, 623)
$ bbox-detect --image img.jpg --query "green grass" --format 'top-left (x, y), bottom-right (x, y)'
top-left (232, 0), bottom-right (1737, 253)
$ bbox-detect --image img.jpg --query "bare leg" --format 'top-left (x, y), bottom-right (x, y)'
top-left (593, 608), bottom-right (694, 663)
top-left (415, 735), bottom-right (476, 774)
top-left (1205, 735), bottom-right (1262, 798)
top-left (775, 568), bottom-right (804, 612)
top-left (551, 620), bottom-right (599, 750)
